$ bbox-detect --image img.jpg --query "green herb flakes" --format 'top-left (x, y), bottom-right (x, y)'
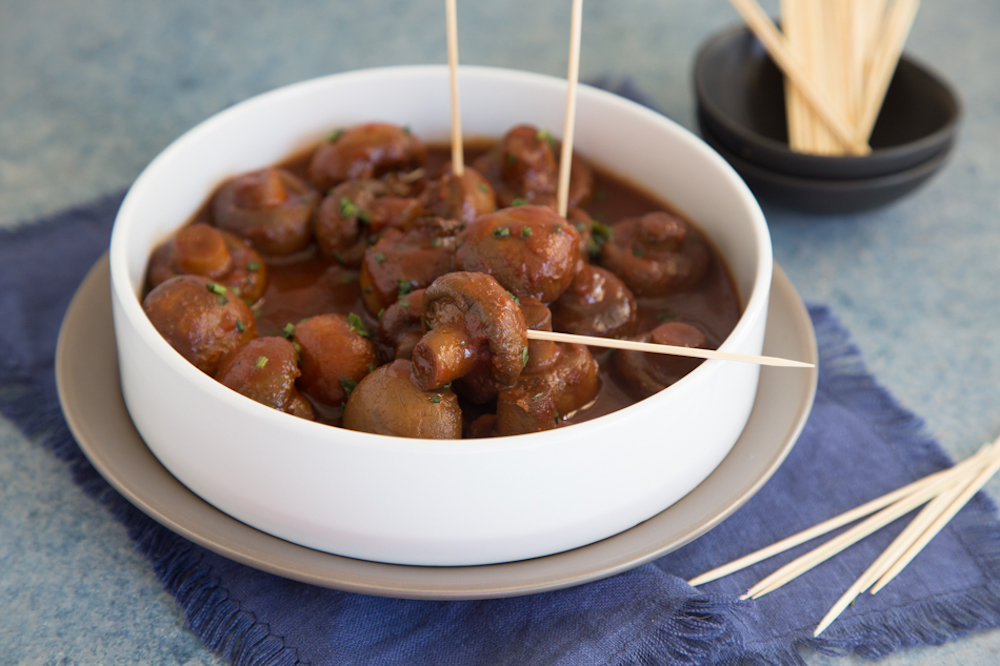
top-left (247, 260), bottom-right (261, 271)
top-left (236, 320), bottom-right (245, 332)
top-left (510, 197), bottom-right (530, 207)
top-left (494, 226), bottom-right (511, 238)
top-left (283, 322), bottom-right (296, 339)
top-left (431, 395), bottom-right (442, 404)
top-left (255, 356), bottom-right (268, 369)
top-left (521, 347), bottom-right (529, 366)
top-left (327, 128), bottom-right (345, 143)
top-left (521, 226), bottom-right (532, 238)
top-left (339, 377), bottom-right (358, 395)
top-left (347, 312), bottom-right (371, 338)
top-left (339, 197), bottom-right (359, 218)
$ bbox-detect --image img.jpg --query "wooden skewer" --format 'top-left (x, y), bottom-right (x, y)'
top-left (741, 467), bottom-right (982, 599)
top-left (445, 0), bottom-right (464, 176)
top-left (812, 474), bottom-right (971, 636)
top-left (686, 443), bottom-right (997, 586)
top-left (869, 449), bottom-right (1000, 594)
top-left (856, 0), bottom-right (920, 143)
top-left (727, 0), bottom-right (871, 154)
top-left (524, 329), bottom-right (814, 368)
top-left (814, 436), bottom-right (1000, 635)
top-left (556, 0), bottom-right (583, 218)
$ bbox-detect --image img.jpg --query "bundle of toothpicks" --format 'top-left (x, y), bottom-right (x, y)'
top-left (728, 0), bottom-right (920, 156)
top-left (689, 433), bottom-right (1000, 636)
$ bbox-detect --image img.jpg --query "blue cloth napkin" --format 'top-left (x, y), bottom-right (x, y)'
top-left (5, 193), bottom-right (1000, 666)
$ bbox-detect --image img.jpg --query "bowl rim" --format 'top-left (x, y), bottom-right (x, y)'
top-left (109, 63), bottom-right (773, 453)
top-left (694, 24), bottom-right (963, 168)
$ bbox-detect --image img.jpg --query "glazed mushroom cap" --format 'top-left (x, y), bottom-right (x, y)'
top-left (375, 288), bottom-right (425, 362)
top-left (471, 124), bottom-right (593, 210)
top-left (142, 274), bottom-right (257, 376)
top-left (549, 264), bottom-right (638, 339)
top-left (292, 313), bottom-right (378, 407)
top-left (211, 167), bottom-right (319, 256)
top-left (358, 221), bottom-right (459, 317)
top-left (410, 271), bottom-right (528, 396)
top-left (613, 321), bottom-right (708, 400)
top-left (342, 359), bottom-right (462, 439)
top-left (419, 163), bottom-right (497, 223)
top-left (454, 204), bottom-right (582, 303)
top-left (599, 211), bottom-right (710, 297)
top-left (214, 336), bottom-right (315, 420)
top-left (148, 223), bottom-right (268, 303)
top-left (308, 122), bottom-right (427, 192)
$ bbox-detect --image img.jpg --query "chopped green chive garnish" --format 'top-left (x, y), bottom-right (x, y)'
top-left (656, 311), bottom-right (679, 323)
top-left (339, 377), bottom-right (358, 395)
top-left (521, 347), bottom-right (529, 366)
top-left (247, 260), bottom-right (261, 271)
top-left (442, 381), bottom-right (452, 390)
top-left (536, 129), bottom-right (557, 149)
top-left (398, 299), bottom-right (410, 309)
top-left (206, 282), bottom-right (227, 295)
top-left (368, 364), bottom-right (378, 373)
top-left (236, 320), bottom-right (245, 332)
top-left (554, 224), bottom-right (563, 234)
top-left (431, 395), bottom-right (442, 404)
top-left (255, 356), bottom-right (268, 369)
top-left (402, 125), bottom-right (411, 135)
top-left (374, 252), bottom-right (385, 264)
top-left (398, 279), bottom-right (415, 298)
top-left (363, 286), bottom-right (373, 294)
top-left (357, 209), bottom-right (371, 224)
top-left (510, 197), bottom-right (530, 207)
top-left (493, 226), bottom-right (511, 238)
top-left (339, 197), bottom-right (359, 218)
top-left (283, 322), bottom-right (296, 339)
top-left (230, 286), bottom-right (241, 296)
top-left (476, 182), bottom-right (489, 193)
top-left (216, 295), bottom-right (228, 306)
top-left (347, 312), bottom-right (371, 338)
top-left (377, 308), bottom-right (385, 320)
top-left (521, 226), bottom-right (532, 238)
top-left (431, 237), bottom-right (442, 247)
top-left (533, 392), bottom-right (543, 401)
top-left (506, 290), bottom-right (520, 305)
top-left (327, 128), bottom-right (345, 143)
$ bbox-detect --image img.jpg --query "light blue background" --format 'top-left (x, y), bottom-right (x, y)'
top-left (2, 1), bottom-right (999, 663)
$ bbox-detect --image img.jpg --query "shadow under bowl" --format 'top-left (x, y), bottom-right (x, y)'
top-left (700, 123), bottom-right (952, 215)
top-left (694, 25), bottom-right (961, 181)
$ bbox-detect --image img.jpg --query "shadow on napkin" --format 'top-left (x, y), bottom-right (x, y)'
top-left (4, 191), bottom-right (1000, 665)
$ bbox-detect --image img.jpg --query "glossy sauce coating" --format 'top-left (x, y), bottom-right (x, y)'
top-left (154, 138), bottom-right (741, 430)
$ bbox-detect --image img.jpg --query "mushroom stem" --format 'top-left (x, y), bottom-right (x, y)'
top-left (410, 324), bottom-right (478, 390)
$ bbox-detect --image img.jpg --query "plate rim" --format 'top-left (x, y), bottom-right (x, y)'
top-left (55, 254), bottom-right (817, 599)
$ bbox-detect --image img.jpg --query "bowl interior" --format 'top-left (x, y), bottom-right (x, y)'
top-left (695, 25), bottom-right (961, 180)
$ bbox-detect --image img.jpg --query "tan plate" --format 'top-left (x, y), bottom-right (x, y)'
top-left (55, 255), bottom-right (817, 600)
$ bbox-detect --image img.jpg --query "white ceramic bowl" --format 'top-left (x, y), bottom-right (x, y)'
top-left (109, 65), bottom-right (772, 566)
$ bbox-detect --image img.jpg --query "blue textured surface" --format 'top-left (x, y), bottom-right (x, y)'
top-left (2, 0), bottom-right (1000, 663)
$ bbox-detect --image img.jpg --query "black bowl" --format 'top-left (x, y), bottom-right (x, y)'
top-left (694, 25), bottom-right (961, 181)
top-left (700, 123), bottom-right (952, 214)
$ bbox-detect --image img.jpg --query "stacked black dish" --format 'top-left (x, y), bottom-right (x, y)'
top-left (694, 26), bottom-right (961, 215)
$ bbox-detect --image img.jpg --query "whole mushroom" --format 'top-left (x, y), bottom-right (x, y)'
top-left (342, 359), bottom-right (462, 439)
top-left (410, 271), bottom-right (528, 404)
top-left (455, 204), bottom-right (582, 303)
